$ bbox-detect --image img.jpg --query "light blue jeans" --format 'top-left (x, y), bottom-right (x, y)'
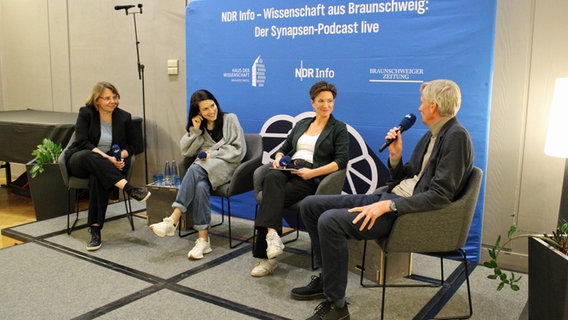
top-left (172, 163), bottom-right (211, 230)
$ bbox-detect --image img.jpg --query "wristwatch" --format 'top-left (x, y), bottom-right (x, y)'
top-left (389, 200), bottom-right (398, 213)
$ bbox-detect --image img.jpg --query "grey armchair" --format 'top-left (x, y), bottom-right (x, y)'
top-left (58, 132), bottom-right (136, 235)
top-left (359, 166), bottom-right (483, 320)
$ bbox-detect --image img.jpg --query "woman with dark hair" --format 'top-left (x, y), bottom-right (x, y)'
top-left (250, 81), bottom-right (349, 277)
top-left (65, 81), bottom-right (150, 251)
top-left (150, 89), bottom-right (246, 259)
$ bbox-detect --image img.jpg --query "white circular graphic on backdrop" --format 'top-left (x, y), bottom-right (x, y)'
top-left (259, 112), bottom-right (379, 195)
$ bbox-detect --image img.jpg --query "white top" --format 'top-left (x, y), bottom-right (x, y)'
top-left (292, 133), bottom-right (320, 163)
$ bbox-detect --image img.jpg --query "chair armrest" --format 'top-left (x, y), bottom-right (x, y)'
top-left (58, 151), bottom-right (69, 186)
top-left (372, 185), bottom-right (388, 195)
top-left (315, 168), bottom-right (346, 195)
top-left (126, 153), bottom-right (136, 180)
top-left (225, 156), bottom-right (262, 196)
top-left (179, 156), bottom-right (196, 179)
top-left (58, 132), bottom-right (76, 186)
top-left (253, 163), bottom-right (272, 203)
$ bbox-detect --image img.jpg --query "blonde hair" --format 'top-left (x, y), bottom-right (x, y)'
top-left (85, 81), bottom-right (120, 110)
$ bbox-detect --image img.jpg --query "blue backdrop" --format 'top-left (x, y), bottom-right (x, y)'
top-left (186, 0), bottom-right (496, 262)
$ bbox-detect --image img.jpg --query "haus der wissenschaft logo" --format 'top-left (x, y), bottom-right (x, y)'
top-left (223, 55), bottom-right (266, 87)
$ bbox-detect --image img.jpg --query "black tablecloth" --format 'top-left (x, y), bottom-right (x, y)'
top-left (0, 109), bottom-right (78, 164)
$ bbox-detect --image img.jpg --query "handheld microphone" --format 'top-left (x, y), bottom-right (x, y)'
top-left (198, 151), bottom-right (207, 160)
top-left (279, 155), bottom-right (292, 167)
top-left (111, 144), bottom-right (122, 161)
top-left (379, 113), bottom-right (417, 152)
top-left (114, 5), bottom-right (135, 10)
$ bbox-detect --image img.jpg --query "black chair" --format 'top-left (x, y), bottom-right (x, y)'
top-left (253, 163), bottom-right (346, 267)
top-left (358, 166), bottom-right (483, 320)
top-left (179, 133), bottom-right (263, 248)
top-left (58, 132), bottom-right (136, 235)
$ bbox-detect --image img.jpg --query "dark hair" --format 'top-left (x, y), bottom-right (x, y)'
top-left (186, 89), bottom-right (224, 133)
top-left (309, 81), bottom-right (337, 101)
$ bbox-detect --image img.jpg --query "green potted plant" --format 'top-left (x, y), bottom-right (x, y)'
top-left (485, 221), bottom-right (568, 319)
top-left (26, 138), bottom-right (72, 221)
top-left (28, 138), bottom-right (62, 178)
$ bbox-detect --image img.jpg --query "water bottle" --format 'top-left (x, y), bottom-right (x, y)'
top-left (171, 160), bottom-right (180, 187)
top-left (164, 161), bottom-right (171, 186)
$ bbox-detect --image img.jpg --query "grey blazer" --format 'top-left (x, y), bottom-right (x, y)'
top-left (387, 117), bottom-right (474, 215)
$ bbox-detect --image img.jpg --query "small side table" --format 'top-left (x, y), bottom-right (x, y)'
top-left (146, 182), bottom-right (193, 230)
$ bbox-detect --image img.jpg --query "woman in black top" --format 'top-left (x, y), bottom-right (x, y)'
top-left (65, 81), bottom-right (150, 251)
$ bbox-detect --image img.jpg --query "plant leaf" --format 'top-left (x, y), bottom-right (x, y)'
top-left (508, 225), bottom-right (517, 238)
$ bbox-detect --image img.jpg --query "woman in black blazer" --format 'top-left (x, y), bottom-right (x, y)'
top-left (251, 81), bottom-right (350, 277)
top-left (65, 81), bottom-right (150, 251)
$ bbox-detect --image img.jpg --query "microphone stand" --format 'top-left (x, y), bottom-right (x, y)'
top-left (118, 4), bottom-right (149, 184)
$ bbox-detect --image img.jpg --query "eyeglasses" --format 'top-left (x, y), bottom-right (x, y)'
top-left (99, 95), bottom-right (119, 102)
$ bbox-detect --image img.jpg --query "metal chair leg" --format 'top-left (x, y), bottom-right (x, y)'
top-left (67, 189), bottom-right (79, 235)
top-left (378, 249), bottom-right (473, 320)
top-left (358, 240), bottom-right (380, 287)
top-left (226, 197), bottom-right (254, 248)
top-left (433, 249), bottom-right (473, 320)
top-left (123, 190), bottom-right (135, 231)
top-left (381, 252), bottom-right (388, 320)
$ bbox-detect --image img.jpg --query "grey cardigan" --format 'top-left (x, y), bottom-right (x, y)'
top-left (180, 113), bottom-right (246, 189)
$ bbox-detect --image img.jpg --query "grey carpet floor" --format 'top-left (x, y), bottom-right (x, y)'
top-left (1, 201), bottom-right (529, 320)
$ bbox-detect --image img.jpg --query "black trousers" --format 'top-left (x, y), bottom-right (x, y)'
top-left (301, 193), bottom-right (399, 305)
top-left (253, 168), bottom-right (317, 258)
top-left (67, 150), bottom-right (130, 228)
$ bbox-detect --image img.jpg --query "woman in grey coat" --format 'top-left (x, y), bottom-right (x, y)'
top-left (150, 89), bottom-right (246, 259)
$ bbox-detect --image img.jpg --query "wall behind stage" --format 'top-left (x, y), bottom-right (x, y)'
top-left (186, 0), bottom-right (496, 262)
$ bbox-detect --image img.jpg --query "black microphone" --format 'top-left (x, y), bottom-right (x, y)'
top-left (111, 144), bottom-right (122, 161)
top-left (115, 5), bottom-right (135, 10)
top-left (279, 155), bottom-right (291, 167)
top-left (137, 3), bottom-right (143, 14)
top-left (198, 151), bottom-right (207, 160)
top-left (379, 113), bottom-right (417, 152)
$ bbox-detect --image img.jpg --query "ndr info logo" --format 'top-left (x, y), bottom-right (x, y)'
top-left (295, 60), bottom-right (335, 81)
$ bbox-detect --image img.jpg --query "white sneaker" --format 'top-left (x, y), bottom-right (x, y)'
top-left (250, 259), bottom-right (278, 277)
top-left (187, 237), bottom-right (212, 260)
top-left (266, 231), bottom-right (285, 259)
top-left (149, 217), bottom-right (176, 237)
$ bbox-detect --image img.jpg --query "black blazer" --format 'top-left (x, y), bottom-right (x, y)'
top-left (65, 105), bottom-right (136, 160)
top-left (278, 114), bottom-right (350, 170)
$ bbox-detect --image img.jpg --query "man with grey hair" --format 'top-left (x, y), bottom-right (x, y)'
top-left (292, 79), bottom-right (474, 320)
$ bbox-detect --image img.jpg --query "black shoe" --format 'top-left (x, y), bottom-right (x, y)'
top-left (129, 187), bottom-right (151, 202)
top-left (86, 227), bottom-right (102, 251)
top-left (291, 274), bottom-right (325, 300)
top-left (306, 301), bottom-right (350, 320)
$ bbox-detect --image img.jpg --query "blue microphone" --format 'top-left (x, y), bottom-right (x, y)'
top-left (379, 113), bottom-right (417, 152)
top-left (279, 155), bottom-right (291, 167)
top-left (198, 151), bottom-right (207, 160)
top-left (111, 144), bottom-right (121, 161)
